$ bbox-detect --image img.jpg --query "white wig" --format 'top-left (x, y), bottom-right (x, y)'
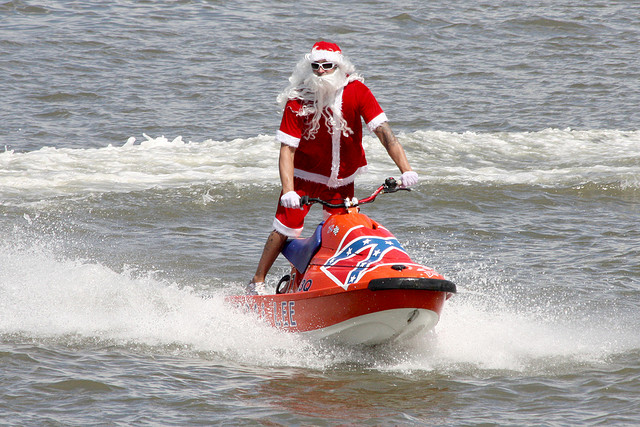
top-left (277, 44), bottom-right (363, 139)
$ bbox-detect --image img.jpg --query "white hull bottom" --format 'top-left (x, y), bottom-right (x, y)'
top-left (301, 308), bottom-right (440, 346)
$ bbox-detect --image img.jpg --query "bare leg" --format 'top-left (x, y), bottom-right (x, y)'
top-left (252, 230), bottom-right (288, 283)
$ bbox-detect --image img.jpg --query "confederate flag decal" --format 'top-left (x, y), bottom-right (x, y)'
top-left (320, 225), bottom-right (413, 290)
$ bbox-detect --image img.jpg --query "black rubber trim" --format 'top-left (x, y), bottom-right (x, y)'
top-left (368, 277), bottom-right (457, 293)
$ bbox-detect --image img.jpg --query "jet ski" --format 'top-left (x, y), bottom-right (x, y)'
top-left (226, 178), bottom-right (456, 346)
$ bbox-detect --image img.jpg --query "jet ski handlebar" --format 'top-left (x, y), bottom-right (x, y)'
top-left (301, 177), bottom-right (410, 209)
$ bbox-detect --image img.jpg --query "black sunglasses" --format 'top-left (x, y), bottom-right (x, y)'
top-left (311, 62), bottom-right (336, 71)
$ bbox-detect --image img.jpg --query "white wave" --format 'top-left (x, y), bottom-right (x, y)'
top-left (0, 237), bottom-right (321, 367)
top-left (0, 134), bottom-right (281, 201)
top-left (2, 237), bottom-right (637, 373)
top-left (388, 128), bottom-right (640, 187)
top-left (424, 298), bottom-right (639, 372)
top-left (1, 129), bottom-right (638, 202)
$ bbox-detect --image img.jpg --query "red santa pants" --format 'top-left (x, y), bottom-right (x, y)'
top-left (273, 177), bottom-right (354, 238)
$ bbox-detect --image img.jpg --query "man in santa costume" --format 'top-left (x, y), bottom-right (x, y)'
top-left (247, 41), bottom-right (418, 295)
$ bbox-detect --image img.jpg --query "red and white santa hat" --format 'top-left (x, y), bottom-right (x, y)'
top-left (309, 41), bottom-right (343, 63)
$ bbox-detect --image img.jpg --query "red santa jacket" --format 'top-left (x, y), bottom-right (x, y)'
top-left (276, 80), bottom-right (388, 188)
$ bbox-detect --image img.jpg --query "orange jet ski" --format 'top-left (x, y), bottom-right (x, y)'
top-left (227, 178), bottom-right (456, 346)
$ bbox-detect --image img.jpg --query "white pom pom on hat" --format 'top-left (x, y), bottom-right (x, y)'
top-left (309, 41), bottom-right (343, 63)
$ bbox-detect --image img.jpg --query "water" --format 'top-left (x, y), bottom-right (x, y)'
top-left (2, 1), bottom-right (639, 425)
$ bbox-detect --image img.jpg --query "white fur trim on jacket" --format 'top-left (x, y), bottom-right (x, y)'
top-left (367, 112), bottom-right (388, 132)
top-left (276, 130), bottom-right (300, 147)
top-left (327, 87), bottom-right (344, 187)
top-left (293, 165), bottom-right (369, 188)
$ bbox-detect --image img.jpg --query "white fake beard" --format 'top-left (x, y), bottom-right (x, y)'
top-left (305, 69), bottom-right (348, 111)
top-left (302, 69), bottom-right (350, 137)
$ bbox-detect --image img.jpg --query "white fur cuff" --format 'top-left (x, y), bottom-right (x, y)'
top-left (367, 112), bottom-right (388, 132)
top-left (276, 130), bottom-right (300, 147)
top-left (273, 218), bottom-right (303, 238)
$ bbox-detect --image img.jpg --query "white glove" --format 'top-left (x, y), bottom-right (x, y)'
top-left (280, 191), bottom-right (302, 209)
top-left (400, 171), bottom-right (419, 188)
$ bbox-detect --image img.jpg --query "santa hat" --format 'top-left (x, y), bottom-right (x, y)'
top-left (309, 41), bottom-right (343, 63)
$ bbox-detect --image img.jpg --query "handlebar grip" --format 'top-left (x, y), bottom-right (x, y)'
top-left (385, 177), bottom-right (398, 189)
top-left (300, 195), bottom-right (310, 205)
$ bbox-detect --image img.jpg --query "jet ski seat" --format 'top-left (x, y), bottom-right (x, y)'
top-left (281, 222), bottom-right (324, 273)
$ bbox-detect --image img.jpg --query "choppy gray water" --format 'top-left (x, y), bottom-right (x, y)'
top-left (1, 1), bottom-right (639, 425)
